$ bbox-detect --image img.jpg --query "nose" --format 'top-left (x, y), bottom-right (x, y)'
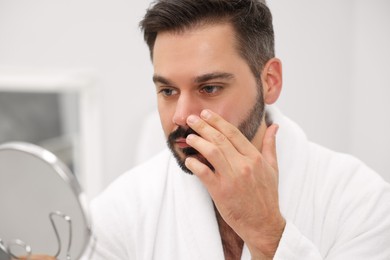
top-left (172, 94), bottom-right (200, 126)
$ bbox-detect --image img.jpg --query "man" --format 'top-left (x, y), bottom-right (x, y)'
top-left (88, 0), bottom-right (390, 259)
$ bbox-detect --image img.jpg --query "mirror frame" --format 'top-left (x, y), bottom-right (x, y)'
top-left (0, 141), bottom-right (93, 259)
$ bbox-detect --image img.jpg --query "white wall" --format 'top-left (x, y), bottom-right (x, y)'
top-left (0, 0), bottom-right (155, 192)
top-left (269, 0), bottom-right (354, 153)
top-left (0, 0), bottom-right (389, 196)
top-left (269, 0), bottom-right (390, 182)
top-left (350, 0), bottom-right (390, 181)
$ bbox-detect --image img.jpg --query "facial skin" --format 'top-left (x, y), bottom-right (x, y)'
top-left (153, 23), bottom-right (268, 172)
top-left (153, 22), bottom-right (285, 258)
top-left (166, 85), bottom-right (264, 174)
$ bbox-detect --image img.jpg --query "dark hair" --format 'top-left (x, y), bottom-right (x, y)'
top-left (140, 0), bottom-right (274, 78)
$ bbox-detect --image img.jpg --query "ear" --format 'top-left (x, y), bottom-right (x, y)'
top-left (261, 58), bottom-right (283, 105)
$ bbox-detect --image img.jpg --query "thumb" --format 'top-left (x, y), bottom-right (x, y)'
top-left (261, 124), bottom-right (279, 171)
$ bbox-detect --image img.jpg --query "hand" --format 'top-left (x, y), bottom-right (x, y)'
top-left (184, 109), bottom-right (285, 259)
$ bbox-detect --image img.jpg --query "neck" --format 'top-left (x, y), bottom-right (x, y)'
top-left (215, 206), bottom-right (244, 260)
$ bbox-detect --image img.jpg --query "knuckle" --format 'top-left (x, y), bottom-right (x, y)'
top-left (188, 159), bottom-right (209, 177)
top-left (253, 154), bottom-right (263, 164)
top-left (206, 145), bottom-right (219, 157)
top-left (225, 127), bottom-right (240, 139)
top-left (213, 132), bottom-right (227, 144)
top-left (241, 163), bottom-right (254, 177)
top-left (198, 165), bottom-right (210, 176)
top-left (197, 120), bottom-right (207, 131)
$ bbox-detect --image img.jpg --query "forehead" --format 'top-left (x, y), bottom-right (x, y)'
top-left (152, 23), bottom-right (248, 77)
top-left (154, 22), bottom-right (238, 51)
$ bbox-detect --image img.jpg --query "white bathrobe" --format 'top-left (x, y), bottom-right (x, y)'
top-left (86, 107), bottom-right (390, 259)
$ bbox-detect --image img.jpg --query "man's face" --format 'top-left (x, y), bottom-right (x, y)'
top-left (152, 23), bottom-right (264, 173)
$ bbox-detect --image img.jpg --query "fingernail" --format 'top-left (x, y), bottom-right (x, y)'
top-left (201, 109), bottom-right (211, 120)
top-left (187, 115), bottom-right (199, 124)
top-left (274, 124), bottom-right (279, 136)
top-left (185, 157), bottom-right (193, 166)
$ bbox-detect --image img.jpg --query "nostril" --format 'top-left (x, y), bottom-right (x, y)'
top-left (172, 114), bottom-right (186, 126)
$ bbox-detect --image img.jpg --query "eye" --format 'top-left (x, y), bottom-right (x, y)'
top-left (200, 85), bottom-right (222, 95)
top-left (158, 88), bottom-right (178, 97)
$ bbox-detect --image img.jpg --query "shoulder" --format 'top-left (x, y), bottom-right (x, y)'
top-left (308, 142), bottom-right (387, 188)
top-left (87, 149), bottom-right (173, 258)
top-left (92, 149), bottom-right (172, 207)
top-left (89, 149), bottom-right (172, 226)
top-left (307, 142), bottom-right (390, 222)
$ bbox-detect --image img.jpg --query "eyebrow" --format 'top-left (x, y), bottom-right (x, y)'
top-left (153, 72), bottom-right (234, 86)
top-left (194, 72), bottom-right (234, 83)
top-left (153, 75), bottom-right (172, 85)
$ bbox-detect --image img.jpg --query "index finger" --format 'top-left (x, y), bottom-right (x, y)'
top-left (199, 109), bottom-right (259, 156)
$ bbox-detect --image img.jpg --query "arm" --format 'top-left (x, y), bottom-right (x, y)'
top-left (184, 108), bottom-right (390, 259)
top-left (184, 109), bottom-right (285, 259)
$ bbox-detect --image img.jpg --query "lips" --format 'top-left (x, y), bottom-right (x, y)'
top-left (175, 138), bottom-right (190, 149)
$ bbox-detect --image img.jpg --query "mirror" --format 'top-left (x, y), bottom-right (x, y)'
top-left (0, 142), bottom-right (92, 259)
top-left (0, 240), bottom-right (9, 260)
top-left (0, 91), bottom-right (80, 182)
top-left (0, 70), bottom-right (103, 201)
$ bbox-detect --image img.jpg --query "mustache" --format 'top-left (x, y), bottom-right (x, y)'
top-left (167, 126), bottom-right (214, 172)
top-left (168, 126), bottom-right (199, 141)
top-left (167, 126), bottom-right (200, 156)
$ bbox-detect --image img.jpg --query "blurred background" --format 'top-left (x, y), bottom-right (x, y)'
top-left (0, 0), bottom-right (389, 200)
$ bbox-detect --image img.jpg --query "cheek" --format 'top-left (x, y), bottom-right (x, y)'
top-left (210, 105), bottom-right (242, 128)
top-left (157, 104), bottom-right (173, 138)
top-left (210, 94), bottom-right (257, 127)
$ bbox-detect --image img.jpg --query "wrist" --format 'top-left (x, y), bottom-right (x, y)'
top-left (247, 216), bottom-right (286, 259)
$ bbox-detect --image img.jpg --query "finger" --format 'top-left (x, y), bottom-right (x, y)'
top-left (199, 109), bottom-right (258, 156)
top-left (185, 156), bottom-right (218, 187)
top-left (186, 114), bottom-right (239, 160)
top-left (186, 133), bottom-right (233, 175)
top-left (261, 124), bottom-right (279, 171)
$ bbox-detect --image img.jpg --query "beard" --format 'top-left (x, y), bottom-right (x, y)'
top-left (167, 84), bottom-right (265, 175)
